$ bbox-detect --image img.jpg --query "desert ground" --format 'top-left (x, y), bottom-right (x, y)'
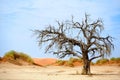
top-left (0, 62), bottom-right (120, 80)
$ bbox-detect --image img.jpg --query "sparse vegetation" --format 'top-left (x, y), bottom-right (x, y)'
top-left (3, 50), bottom-right (33, 65)
top-left (3, 50), bottom-right (17, 60)
top-left (66, 59), bottom-right (74, 67)
top-left (90, 62), bottom-right (94, 65)
top-left (95, 57), bottom-right (120, 65)
top-left (19, 52), bottom-right (33, 63)
top-left (56, 60), bottom-right (66, 66)
top-left (110, 57), bottom-right (116, 61)
top-left (56, 57), bottom-right (82, 67)
top-left (60, 58), bottom-right (118, 66)
top-left (69, 57), bottom-right (82, 63)
top-left (56, 57), bottom-right (120, 66)
top-left (110, 57), bottom-right (120, 62)
top-left (109, 57), bottom-right (120, 65)
top-left (96, 58), bottom-right (109, 65)
top-left (66, 57), bottom-right (82, 67)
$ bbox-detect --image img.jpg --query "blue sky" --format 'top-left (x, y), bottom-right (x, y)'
top-left (0, 0), bottom-right (120, 58)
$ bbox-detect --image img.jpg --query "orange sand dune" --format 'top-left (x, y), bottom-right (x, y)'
top-left (33, 58), bottom-right (57, 66)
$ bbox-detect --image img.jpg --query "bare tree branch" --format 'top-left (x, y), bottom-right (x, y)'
top-left (33, 14), bottom-right (114, 75)
top-left (89, 54), bottom-right (103, 61)
top-left (34, 14), bottom-right (114, 62)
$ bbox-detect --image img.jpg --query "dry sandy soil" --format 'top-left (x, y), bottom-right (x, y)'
top-left (0, 62), bottom-right (120, 80)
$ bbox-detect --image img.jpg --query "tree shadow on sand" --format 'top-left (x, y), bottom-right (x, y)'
top-left (69, 73), bottom-right (120, 76)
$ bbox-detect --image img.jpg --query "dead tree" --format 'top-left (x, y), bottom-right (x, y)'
top-left (34, 14), bottom-right (114, 75)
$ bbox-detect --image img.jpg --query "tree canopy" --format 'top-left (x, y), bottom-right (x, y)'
top-left (34, 14), bottom-right (114, 75)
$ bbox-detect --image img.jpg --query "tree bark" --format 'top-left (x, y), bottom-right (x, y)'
top-left (81, 52), bottom-right (91, 75)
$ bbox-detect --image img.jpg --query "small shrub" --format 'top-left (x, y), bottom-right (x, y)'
top-left (110, 57), bottom-right (116, 61)
top-left (69, 57), bottom-right (82, 62)
top-left (116, 57), bottom-right (120, 61)
top-left (111, 57), bottom-right (120, 61)
top-left (56, 57), bottom-right (82, 67)
top-left (69, 57), bottom-right (76, 62)
top-left (65, 57), bottom-right (82, 67)
top-left (3, 50), bottom-right (33, 64)
top-left (3, 50), bottom-right (17, 60)
top-left (90, 62), bottom-right (94, 65)
top-left (110, 57), bottom-right (120, 63)
top-left (19, 52), bottom-right (33, 63)
top-left (56, 60), bottom-right (66, 65)
top-left (66, 60), bottom-right (74, 67)
top-left (96, 58), bottom-right (109, 65)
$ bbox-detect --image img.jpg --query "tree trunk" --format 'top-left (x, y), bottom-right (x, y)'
top-left (81, 53), bottom-right (91, 75)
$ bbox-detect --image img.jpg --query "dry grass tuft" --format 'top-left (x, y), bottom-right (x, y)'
top-left (3, 50), bottom-right (33, 65)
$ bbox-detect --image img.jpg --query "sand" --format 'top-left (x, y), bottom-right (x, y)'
top-left (33, 58), bottom-right (57, 66)
top-left (0, 62), bottom-right (120, 80)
